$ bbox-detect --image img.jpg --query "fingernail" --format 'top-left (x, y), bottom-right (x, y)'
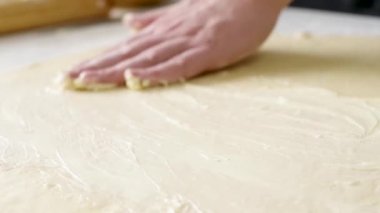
top-left (77, 72), bottom-right (89, 83)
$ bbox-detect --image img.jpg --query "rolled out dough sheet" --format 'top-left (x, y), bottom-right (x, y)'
top-left (0, 35), bottom-right (380, 213)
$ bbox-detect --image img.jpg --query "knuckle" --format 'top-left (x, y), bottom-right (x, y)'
top-left (208, 18), bottom-right (229, 31)
top-left (198, 36), bottom-right (216, 49)
top-left (144, 50), bottom-right (159, 61)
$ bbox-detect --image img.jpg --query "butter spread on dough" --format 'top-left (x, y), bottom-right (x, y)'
top-left (0, 35), bottom-right (380, 213)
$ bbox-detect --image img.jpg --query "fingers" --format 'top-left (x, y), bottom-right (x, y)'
top-left (114, 37), bottom-right (192, 70)
top-left (67, 0), bottom-right (196, 80)
top-left (67, 34), bottom-right (167, 79)
top-left (126, 46), bottom-right (209, 87)
top-left (75, 37), bottom-right (192, 85)
top-left (75, 70), bottom-right (125, 87)
top-left (65, 0), bottom-right (206, 90)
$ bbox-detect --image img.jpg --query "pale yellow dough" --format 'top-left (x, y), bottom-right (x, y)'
top-left (62, 75), bottom-right (119, 91)
top-left (1, 35), bottom-right (380, 213)
top-left (62, 69), bottom-right (150, 91)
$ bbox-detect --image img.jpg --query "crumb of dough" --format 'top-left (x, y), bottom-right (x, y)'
top-left (124, 71), bottom-right (150, 90)
top-left (73, 80), bottom-right (118, 91)
top-left (59, 74), bottom-right (76, 89)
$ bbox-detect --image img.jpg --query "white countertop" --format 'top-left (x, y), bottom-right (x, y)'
top-left (1, 7), bottom-right (379, 72)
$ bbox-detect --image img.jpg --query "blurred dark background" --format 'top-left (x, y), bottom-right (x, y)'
top-left (291, 0), bottom-right (380, 16)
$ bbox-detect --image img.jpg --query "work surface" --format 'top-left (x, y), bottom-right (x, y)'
top-left (1, 34), bottom-right (380, 212)
top-left (1, 7), bottom-right (380, 213)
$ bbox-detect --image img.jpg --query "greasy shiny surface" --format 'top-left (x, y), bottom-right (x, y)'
top-left (1, 35), bottom-right (380, 212)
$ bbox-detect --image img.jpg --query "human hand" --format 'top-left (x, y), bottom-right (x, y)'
top-left (66, 0), bottom-right (286, 90)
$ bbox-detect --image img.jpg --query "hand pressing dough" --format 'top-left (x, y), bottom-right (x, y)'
top-left (63, 71), bottom-right (150, 91)
top-left (0, 35), bottom-right (380, 213)
top-left (65, 35), bottom-right (380, 94)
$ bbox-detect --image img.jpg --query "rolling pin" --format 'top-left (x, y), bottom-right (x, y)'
top-left (0, 0), bottom-right (162, 34)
